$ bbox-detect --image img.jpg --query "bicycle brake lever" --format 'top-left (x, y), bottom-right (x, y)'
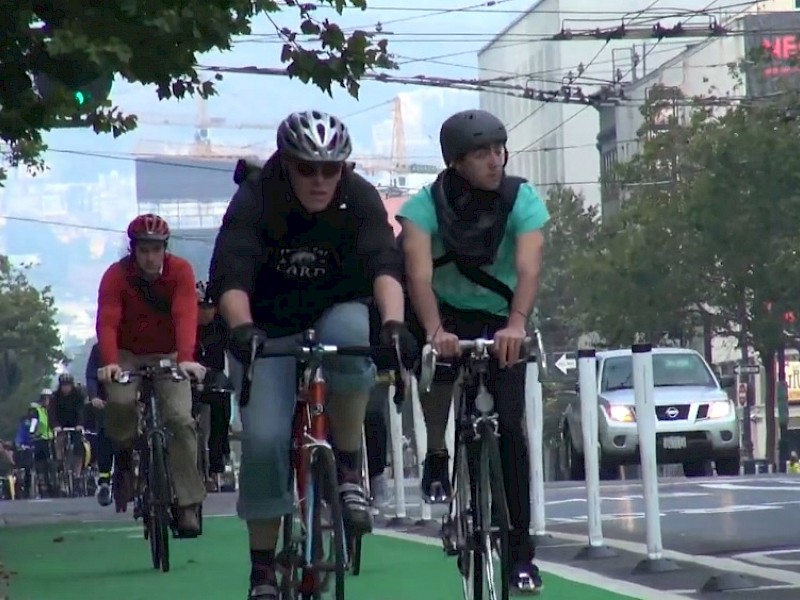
top-left (247, 336), bottom-right (258, 382)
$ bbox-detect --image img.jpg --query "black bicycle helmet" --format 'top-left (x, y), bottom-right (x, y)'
top-left (58, 373), bottom-right (74, 385)
top-left (439, 109), bottom-right (508, 166)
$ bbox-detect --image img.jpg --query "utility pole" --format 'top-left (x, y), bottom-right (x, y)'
top-left (740, 296), bottom-right (755, 461)
top-left (777, 345), bottom-right (789, 471)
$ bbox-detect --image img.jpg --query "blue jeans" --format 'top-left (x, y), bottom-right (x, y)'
top-left (229, 301), bottom-right (377, 520)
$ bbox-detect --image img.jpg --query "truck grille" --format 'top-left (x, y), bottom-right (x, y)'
top-left (655, 405), bottom-right (691, 420)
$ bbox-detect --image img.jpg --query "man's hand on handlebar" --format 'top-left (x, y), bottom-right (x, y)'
top-left (179, 361), bottom-right (207, 382)
top-left (229, 323), bottom-right (268, 365)
top-left (428, 328), bottom-right (460, 358)
top-left (493, 325), bottom-right (527, 368)
top-left (98, 364), bottom-right (122, 383)
top-left (379, 320), bottom-right (418, 369)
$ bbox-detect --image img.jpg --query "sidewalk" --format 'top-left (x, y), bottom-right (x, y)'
top-left (0, 516), bottom-right (636, 599)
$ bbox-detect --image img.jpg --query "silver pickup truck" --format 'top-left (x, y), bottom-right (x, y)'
top-left (559, 347), bottom-right (740, 480)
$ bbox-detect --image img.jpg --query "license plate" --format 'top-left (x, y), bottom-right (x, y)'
top-left (662, 436), bottom-right (687, 450)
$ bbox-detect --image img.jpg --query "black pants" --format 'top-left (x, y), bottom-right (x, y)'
top-left (207, 392), bottom-right (232, 474)
top-left (96, 427), bottom-right (115, 478)
top-left (432, 305), bottom-right (531, 543)
top-left (365, 384), bottom-right (388, 479)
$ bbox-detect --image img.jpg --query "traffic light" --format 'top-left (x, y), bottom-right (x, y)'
top-left (32, 52), bottom-right (113, 120)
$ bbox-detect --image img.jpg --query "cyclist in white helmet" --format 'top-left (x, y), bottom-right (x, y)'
top-left (210, 110), bottom-right (417, 600)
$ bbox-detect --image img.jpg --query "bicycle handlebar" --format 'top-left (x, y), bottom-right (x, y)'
top-left (114, 361), bottom-right (184, 385)
top-left (240, 328), bottom-right (412, 410)
top-left (419, 336), bottom-right (534, 394)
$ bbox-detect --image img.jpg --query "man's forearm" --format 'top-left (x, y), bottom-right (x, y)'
top-left (408, 277), bottom-right (442, 338)
top-left (219, 289), bottom-right (253, 328)
top-left (507, 271), bottom-right (540, 330)
top-left (373, 275), bottom-right (405, 323)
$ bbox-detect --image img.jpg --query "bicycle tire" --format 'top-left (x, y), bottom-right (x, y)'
top-left (304, 448), bottom-right (346, 600)
top-left (472, 422), bottom-right (510, 600)
top-left (150, 434), bottom-right (171, 573)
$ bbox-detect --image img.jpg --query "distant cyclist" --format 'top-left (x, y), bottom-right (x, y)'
top-left (29, 389), bottom-right (56, 497)
top-left (50, 373), bottom-right (87, 487)
top-left (96, 214), bottom-right (207, 534)
top-left (86, 342), bottom-right (116, 506)
top-left (398, 109), bottom-right (548, 594)
top-left (209, 110), bottom-right (416, 599)
top-left (195, 280), bottom-right (231, 492)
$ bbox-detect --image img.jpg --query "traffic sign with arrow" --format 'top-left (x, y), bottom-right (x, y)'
top-left (555, 353), bottom-right (577, 376)
top-left (734, 364), bottom-right (760, 376)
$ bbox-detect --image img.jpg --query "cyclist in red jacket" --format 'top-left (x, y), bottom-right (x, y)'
top-left (95, 214), bottom-right (207, 535)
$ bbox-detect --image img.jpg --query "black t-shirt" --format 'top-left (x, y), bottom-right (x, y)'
top-left (50, 388), bottom-right (85, 428)
top-left (196, 315), bottom-right (227, 371)
top-left (210, 153), bottom-right (403, 337)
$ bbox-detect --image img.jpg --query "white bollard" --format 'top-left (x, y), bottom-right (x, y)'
top-left (631, 344), bottom-right (679, 574)
top-left (574, 349), bottom-right (616, 559)
top-left (524, 357), bottom-right (548, 543)
top-left (386, 384), bottom-right (412, 527)
top-left (410, 376), bottom-right (433, 525)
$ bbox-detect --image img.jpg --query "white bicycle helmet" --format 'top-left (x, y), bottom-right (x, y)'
top-left (276, 111), bottom-right (352, 162)
top-left (40, 388), bottom-right (52, 396)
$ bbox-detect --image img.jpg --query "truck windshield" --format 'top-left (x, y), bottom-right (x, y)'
top-left (602, 354), bottom-right (716, 392)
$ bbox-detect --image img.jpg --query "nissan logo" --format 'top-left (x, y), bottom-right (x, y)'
top-left (665, 406), bottom-right (680, 419)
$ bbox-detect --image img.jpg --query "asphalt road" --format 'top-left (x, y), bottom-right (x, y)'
top-left (4, 475), bottom-right (800, 597)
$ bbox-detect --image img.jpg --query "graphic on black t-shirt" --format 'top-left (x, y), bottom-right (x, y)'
top-left (274, 247), bottom-right (332, 279)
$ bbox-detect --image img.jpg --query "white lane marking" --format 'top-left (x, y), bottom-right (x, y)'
top-left (733, 548), bottom-right (800, 567)
top-left (375, 528), bottom-right (690, 600)
top-left (549, 531), bottom-right (800, 586)
top-left (701, 483), bottom-right (800, 492)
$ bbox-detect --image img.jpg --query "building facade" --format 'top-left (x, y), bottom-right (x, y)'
top-left (478, 0), bottom-right (796, 208)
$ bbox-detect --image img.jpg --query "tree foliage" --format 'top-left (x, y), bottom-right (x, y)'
top-left (1, 0), bottom-right (395, 182)
top-left (573, 78), bottom-right (800, 461)
top-left (0, 257), bottom-right (63, 439)
top-left (537, 185), bottom-right (599, 350)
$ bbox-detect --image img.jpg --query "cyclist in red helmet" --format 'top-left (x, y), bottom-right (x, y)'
top-left (95, 213), bottom-right (207, 535)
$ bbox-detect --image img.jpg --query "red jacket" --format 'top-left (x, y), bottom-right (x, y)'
top-left (96, 254), bottom-right (198, 365)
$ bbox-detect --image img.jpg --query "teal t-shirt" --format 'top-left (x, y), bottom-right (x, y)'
top-left (397, 181), bottom-right (550, 317)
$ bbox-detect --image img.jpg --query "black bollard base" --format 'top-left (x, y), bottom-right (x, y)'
top-left (385, 516), bottom-right (414, 528)
top-left (632, 557), bottom-right (681, 575)
top-left (700, 573), bottom-right (758, 593)
top-left (574, 544), bottom-right (618, 560)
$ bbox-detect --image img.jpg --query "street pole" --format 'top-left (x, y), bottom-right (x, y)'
top-left (777, 345), bottom-right (789, 472)
top-left (740, 330), bottom-right (754, 461)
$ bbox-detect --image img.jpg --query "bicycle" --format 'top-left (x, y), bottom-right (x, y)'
top-left (241, 329), bottom-right (410, 600)
top-left (117, 361), bottom-right (200, 573)
top-left (419, 337), bottom-right (532, 600)
top-left (55, 427), bottom-right (85, 497)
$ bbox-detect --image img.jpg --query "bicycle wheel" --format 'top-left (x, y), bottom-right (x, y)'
top-left (471, 421), bottom-right (510, 600)
top-left (303, 447), bottom-right (345, 600)
top-left (149, 434), bottom-right (171, 573)
top-left (277, 512), bottom-right (303, 598)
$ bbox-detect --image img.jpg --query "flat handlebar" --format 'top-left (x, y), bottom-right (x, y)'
top-left (418, 336), bottom-right (534, 394)
top-left (113, 362), bottom-right (184, 385)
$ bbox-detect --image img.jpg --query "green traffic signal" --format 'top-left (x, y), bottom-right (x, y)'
top-left (74, 91), bottom-right (86, 105)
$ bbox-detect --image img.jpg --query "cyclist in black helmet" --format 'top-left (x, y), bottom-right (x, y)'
top-left (398, 108), bottom-right (549, 594)
top-left (210, 110), bottom-right (418, 600)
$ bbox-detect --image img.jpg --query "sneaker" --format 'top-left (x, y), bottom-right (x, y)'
top-left (421, 449), bottom-right (451, 504)
top-left (509, 560), bottom-right (543, 595)
top-left (369, 473), bottom-right (389, 507)
top-left (96, 482), bottom-right (112, 507)
top-left (339, 482), bottom-right (373, 533)
top-left (509, 531), bottom-right (542, 595)
top-left (248, 583), bottom-right (280, 599)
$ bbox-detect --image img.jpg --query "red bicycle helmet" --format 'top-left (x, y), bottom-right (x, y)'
top-left (127, 214), bottom-right (170, 243)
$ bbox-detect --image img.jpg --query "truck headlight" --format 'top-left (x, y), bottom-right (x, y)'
top-left (708, 401), bottom-right (732, 419)
top-left (604, 405), bottom-right (635, 423)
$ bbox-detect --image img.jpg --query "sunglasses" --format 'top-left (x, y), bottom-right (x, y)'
top-left (293, 161), bottom-right (343, 179)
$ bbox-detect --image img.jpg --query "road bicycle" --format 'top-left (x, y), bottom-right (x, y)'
top-left (241, 329), bottom-right (410, 599)
top-left (55, 427), bottom-right (85, 497)
top-left (119, 362), bottom-right (222, 572)
top-left (419, 337), bottom-right (532, 600)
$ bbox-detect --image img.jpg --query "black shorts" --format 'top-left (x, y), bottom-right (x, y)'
top-left (32, 439), bottom-right (53, 463)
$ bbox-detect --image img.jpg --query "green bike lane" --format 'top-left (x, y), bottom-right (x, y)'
top-left (0, 516), bottom-right (637, 600)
